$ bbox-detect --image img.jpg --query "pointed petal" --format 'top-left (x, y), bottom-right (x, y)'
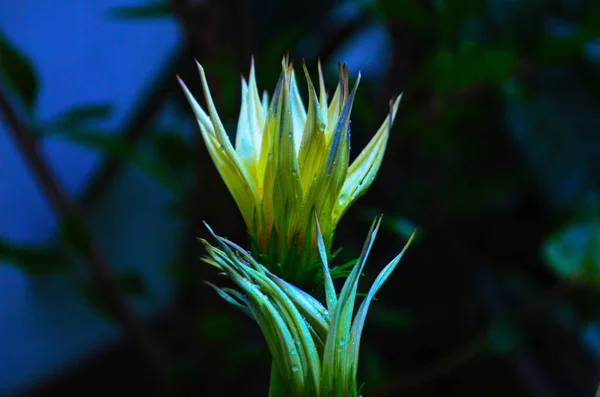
top-left (334, 94), bottom-right (402, 225)
top-left (261, 65), bottom-right (303, 255)
top-left (317, 60), bottom-right (328, 111)
top-left (289, 68), bottom-right (307, 153)
top-left (179, 67), bottom-right (260, 231)
top-left (235, 60), bottom-right (267, 181)
top-left (298, 63), bottom-right (328, 191)
top-left (235, 77), bottom-right (257, 175)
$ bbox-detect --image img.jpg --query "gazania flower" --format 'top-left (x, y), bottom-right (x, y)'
top-left (201, 217), bottom-right (415, 397)
top-left (179, 58), bottom-right (401, 286)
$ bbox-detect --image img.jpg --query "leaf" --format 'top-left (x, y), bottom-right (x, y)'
top-left (118, 272), bottom-right (149, 298)
top-left (198, 312), bottom-right (242, 343)
top-left (486, 319), bottom-right (521, 355)
top-left (58, 215), bottom-right (94, 257)
top-left (81, 280), bottom-right (115, 321)
top-left (368, 0), bottom-right (430, 28)
top-left (544, 219), bottom-right (600, 287)
top-left (50, 129), bottom-right (181, 192)
top-left (0, 30), bottom-right (39, 110)
top-left (44, 104), bottom-right (114, 131)
top-left (81, 273), bottom-right (148, 322)
top-left (151, 131), bottom-right (191, 173)
top-left (0, 238), bottom-right (70, 275)
top-left (108, 2), bottom-right (172, 20)
top-left (431, 46), bottom-right (517, 93)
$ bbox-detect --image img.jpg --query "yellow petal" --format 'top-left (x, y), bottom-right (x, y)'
top-left (298, 63), bottom-right (327, 193)
top-left (333, 94), bottom-right (402, 225)
top-left (235, 60), bottom-right (266, 185)
top-left (289, 68), bottom-right (307, 154)
top-left (235, 77), bottom-right (256, 175)
top-left (317, 60), bottom-right (328, 111)
top-left (179, 65), bottom-right (260, 231)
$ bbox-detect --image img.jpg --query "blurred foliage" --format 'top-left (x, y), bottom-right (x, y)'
top-left (0, 28), bottom-right (38, 110)
top-left (2, 0), bottom-right (600, 396)
top-left (108, 1), bottom-right (172, 20)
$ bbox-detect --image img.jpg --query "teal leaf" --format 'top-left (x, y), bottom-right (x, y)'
top-left (315, 214), bottom-right (337, 313)
top-left (108, 2), bottom-right (172, 20)
top-left (431, 46), bottom-right (517, 93)
top-left (48, 129), bottom-right (180, 192)
top-left (0, 30), bottom-right (39, 110)
top-left (117, 272), bottom-right (149, 298)
top-left (544, 219), bottom-right (600, 286)
top-left (349, 231), bottom-right (415, 375)
top-left (486, 319), bottom-right (521, 355)
top-left (43, 104), bottom-right (114, 132)
top-left (0, 238), bottom-right (70, 275)
top-left (199, 312), bottom-right (242, 343)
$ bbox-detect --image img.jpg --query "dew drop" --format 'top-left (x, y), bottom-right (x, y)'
top-left (339, 340), bottom-right (347, 346)
top-left (292, 365), bottom-right (299, 373)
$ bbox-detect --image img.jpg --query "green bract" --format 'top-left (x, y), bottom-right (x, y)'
top-left (201, 216), bottom-right (415, 397)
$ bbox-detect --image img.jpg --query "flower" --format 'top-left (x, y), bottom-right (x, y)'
top-left (179, 58), bottom-right (402, 285)
top-left (201, 217), bottom-right (415, 397)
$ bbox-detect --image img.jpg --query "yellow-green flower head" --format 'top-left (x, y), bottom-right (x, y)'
top-left (179, 57), bottom-right (402, 285)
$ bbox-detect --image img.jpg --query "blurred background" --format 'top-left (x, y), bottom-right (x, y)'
top-left (1, 0), bottom-right (600, 396)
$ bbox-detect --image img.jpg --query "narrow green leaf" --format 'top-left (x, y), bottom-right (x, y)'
top-left (315, 214), bottom-right (337, 313)
top-left (349, 231), bottom-right (415, 376)
top-left (205, 281), bottom-right (254, 319)
top-left (322, 216), bottom-right (382, 395)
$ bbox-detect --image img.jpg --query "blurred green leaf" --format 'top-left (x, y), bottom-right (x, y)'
top-left (369, 0), bottom-right (430, 28)
top-left (151, 131), bottom-right (191, 173)
top-left (536, 35), bottom-right (586, 64)
top-left (58, 215), bottom-right (94, 257)
top-left (544, 219), bottom-right (600, 287)
top-left (118, 272), bottom-right (149, 297)
top-left (431, 46), bottom-right (517, 92)
top-left (486, 319), bottom-right (521, 355)
top-left (44, 104), bottom-right (114, 131)
top-left (49, 129), bottom-right (181, 192)
top-left (81, 273), bottom-right (148, 321)
top-left (108, 2), bottom-right (172, 20)
top-left (0, 30), bottom-right (39, 110)
top-left (368, 306), bottom-right (413, 329)
top-left (0, 238), bottom-right (70, 275)
top-left (203, 54), bottom-right (239, 118)
top-left (199, 312), bottom-right (242, 343)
